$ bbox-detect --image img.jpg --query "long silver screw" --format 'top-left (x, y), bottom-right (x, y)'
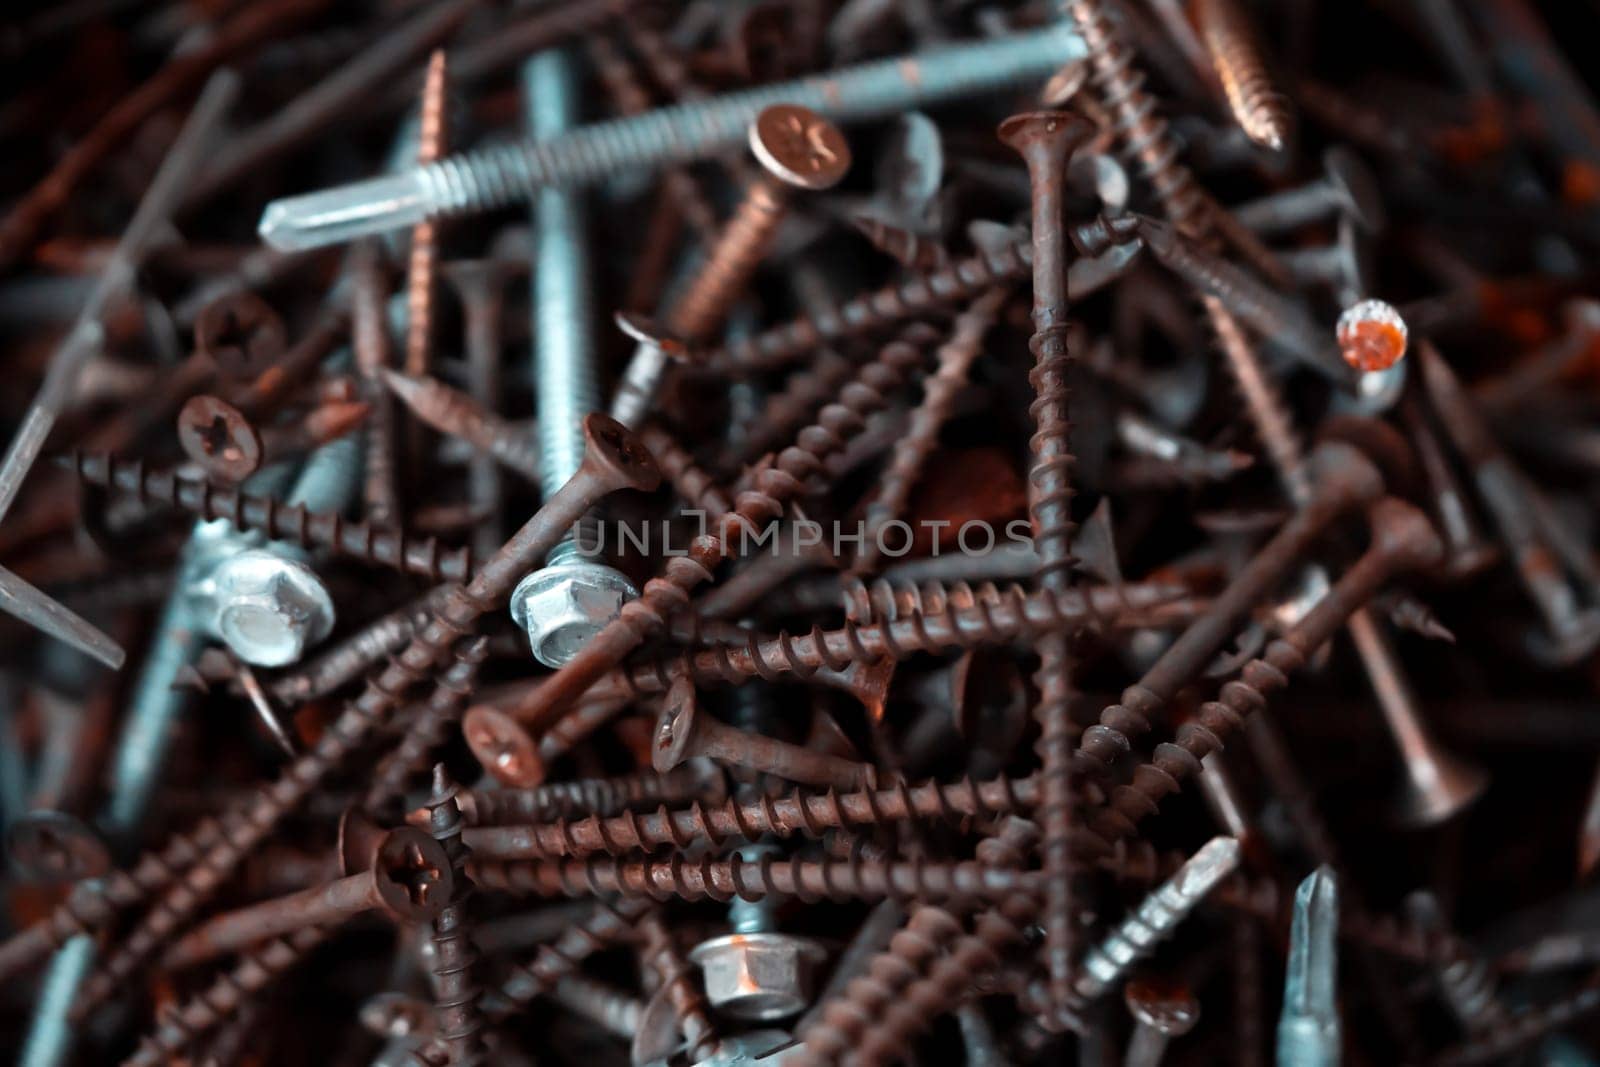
top-left (508, 48), bottom-right (638, 669)
top-left (1074, 836), bottom-right (1241, 1001)
top-left (1277, 867), bottom-right (1341, 1067)
top-left (256, 25), bottom-right (1087, 250)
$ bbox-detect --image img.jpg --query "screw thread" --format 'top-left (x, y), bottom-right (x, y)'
top-left (70, 453), bottom-right (474, 582)
top-left (462, 775), bottom-right (1034, 859)
top-left (669, 179), bottom-right (788, 341)
top-left (364, 639), bottom-right (488, 813)
top-left (470, 852), bottom-right (1038, 905)
top-left (851, 903), bottom-right (1033, 1066)
top-left (427, 766), bottom-right (488, 1063)
top-left (124, 926), bottom-right (331, 1067)
top-left (854, 287), bottom-right (1007, 574)
top-left (639, 911), bottom-right (721, 1063)
top-left (459, 764), bottom-right (718, 827)
top-left (850, 215), bottom-right (950, 270)
top-left (1196, 0), bottom-right (1293, 150)
top-left (723, 349), bottom-right (856, 472)
top-left (793, 907), bottom-right (966, 1064)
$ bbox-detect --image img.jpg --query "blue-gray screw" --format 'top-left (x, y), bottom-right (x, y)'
top-left (1277, 866), bottom-right (1341, 1067)
top-left (256, 25), bottom-right (1087, 250)
top-left (1074, 836), bottom-right (1241, 1002)
top-left (509, 48), bottom-right (638, 669)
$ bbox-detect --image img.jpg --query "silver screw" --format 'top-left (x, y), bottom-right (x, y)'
top-left (1277, 866), bottom-right (1341, 1067)
top-left (508, 48), bottom-right (638, 669)
top-left (256, 25), bottom-right (1087, 250)
top-left (200, 428), bottom-right (362, 667)
top-left (1074, 836), bottom-right (1241, 1001)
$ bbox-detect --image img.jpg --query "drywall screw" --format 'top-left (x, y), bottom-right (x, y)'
top-left (123, 926), bottom-right (335, 1067)
top-left (382, 369), bottom-right (540, 480)
top-left (1194, 0), bottom-right (1292, 150)
top-left (1075, 836), bottom-right (1242, 1001)
top-left (704, 218), bottom-right (1136, 377)
top-left (851, 214), bottom-right (950, 270)
top-left (1133, 217), bottom-right (1349, 382)
top-left (1234, 146), bottom-right (1386, 236)
top-left (1277, 867), bottom-right (1341, 1067)
top-left (675, 103), bottom-right (853, 342)
top-left (793, 906), bottom-right (967, 1063)
top-left (1073, 442), bottom-right (1382, 786)
top-left (425, 765), bottom-right (490, 1064)
top-left (69, 453), bottom-right (475, 583)
top-left (159, 827), bottom-right (453, 970)
top-left (1343, 607), bottom-right (1487, 827)
top-left (653, 677), bottom-right (876, 792)
top-left (364, 639), bottom-right (488, 814)
top-left (847, 902), bottom-right (1036, 1067)
top-left (1083, 497), bottom-right (1446, 849)
top-left (404, 49), bottom-right (450, 378)
top-left (516, 335), bottom-right (928, 735)
top-left (557, 580), bottom-right (1188, 708)
top-left (639, 910), bottom-right (723, 1063)
top-left (67, 415), bottom-right (659, 1016)
top-left (853, 286), bottom-right (1007, 575)
top-left (998, 106), bottom-right (1095, 1021)
top-left (256, 25), bottom-right (1088, 249)
top-left (351, 241), bottom-right (402, 529)
top-left (511, 48), bottom-right (640, 670)
top-left (1417, 340), bottom-right (1600, 663)
top-left (1122, 977), bottom-right (1200, 1067)
top-left (461, 772), bottom-right (1033, 861)
top-left (475, 851), bottom-right (1041, 906)
top-left (446, 761), bottom-right (721, 828)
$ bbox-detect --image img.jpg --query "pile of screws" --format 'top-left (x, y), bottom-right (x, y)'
top-left (3, 1), bottom-right (1600, 1064)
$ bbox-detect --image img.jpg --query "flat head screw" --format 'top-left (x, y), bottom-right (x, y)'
top-left (1123, 976), bottom-right (1200, 1067)
top-left (1277, 867), bottom-right (1341, 1067)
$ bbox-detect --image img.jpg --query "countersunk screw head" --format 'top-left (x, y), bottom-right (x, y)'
top-left (373, 827), bottom-right (453, 921)
top-left (463, 705), bottom-right (545, 787)
top-left (5, 811), bottom-right (112, 883)
top-left (749, 104), bottom-right (852, 190)
top-left (580, 413), bottom-right (663, 494)
top-left (177, 395), bottom-right (263, 482)
top-left (995, 110), bottom-right (1093, 156)
top-left (194, 290), bottom-right (287, 380)
top-left (1124, 976), bottom-right (1200, 1036)
top-left (509, 560), bottom-right (638, 668)
top-left (652, 677), bottom-right (701, 773)
top-left (208, 549), bottom-right (336, 667)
